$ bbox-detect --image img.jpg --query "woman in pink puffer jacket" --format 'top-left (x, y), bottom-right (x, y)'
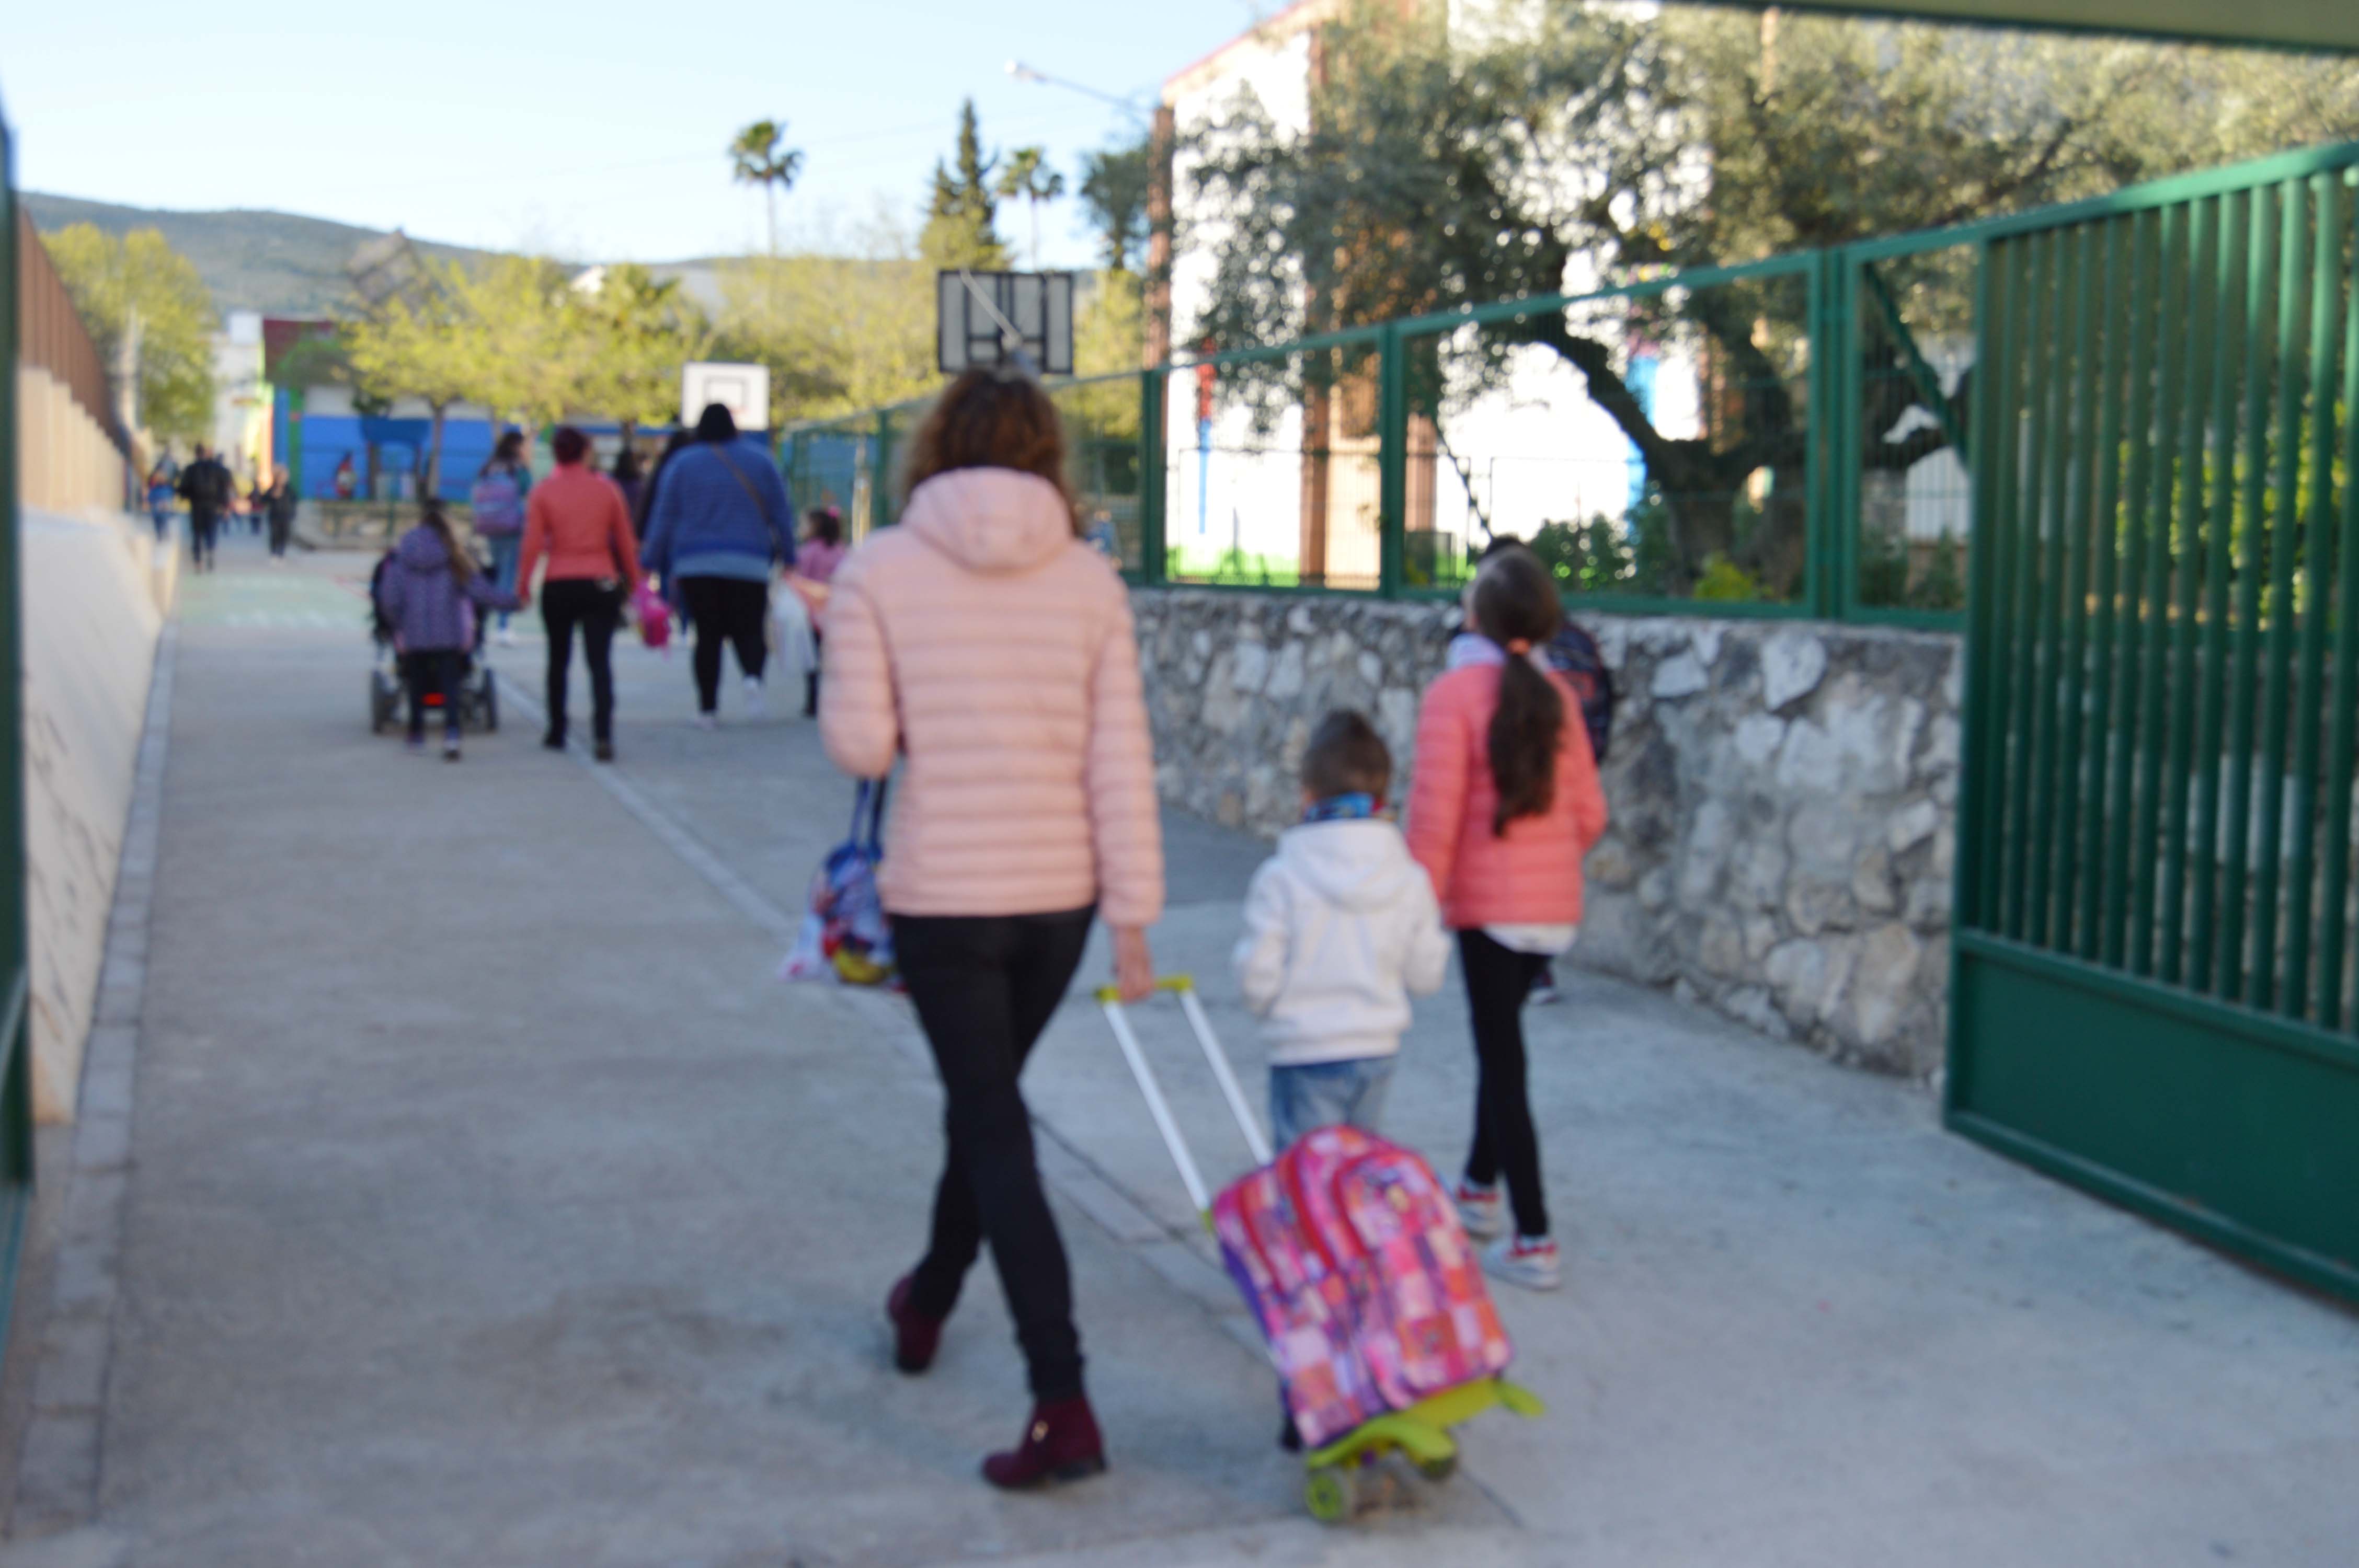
top-left (820, 367), bottom-right (1163, 1491)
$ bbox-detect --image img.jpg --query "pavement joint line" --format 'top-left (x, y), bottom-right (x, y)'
top-left (491, 672), bottom-right (1256, 1325)
top-left (7, 628), bottom-right (178, 1541)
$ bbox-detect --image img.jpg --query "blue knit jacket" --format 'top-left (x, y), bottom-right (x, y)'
top-left (642, 439), bottom-right (797, 582)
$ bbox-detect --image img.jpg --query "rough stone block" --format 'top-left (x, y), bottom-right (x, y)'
top-left (1852, 844), bottom-right (1897, 915)
top-left (1760, 629), bottom-right (1828, 711)
top-left (1887, 799), bottom-right (1940, 854)
top-left (1847, 923), bottom-right (1924, 1048)
top-left (1652, 651), bottom-right (1709, 699)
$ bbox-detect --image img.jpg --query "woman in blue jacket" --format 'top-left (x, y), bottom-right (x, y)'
top-left (642, 404), bottom-right (797, 727)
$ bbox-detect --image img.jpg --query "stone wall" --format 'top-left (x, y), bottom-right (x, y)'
top-left (1132, 589), bottom-right (1962, 1080)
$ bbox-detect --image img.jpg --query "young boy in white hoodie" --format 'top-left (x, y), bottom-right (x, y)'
top-left (1235, 710), bottom-right (1453, 1150)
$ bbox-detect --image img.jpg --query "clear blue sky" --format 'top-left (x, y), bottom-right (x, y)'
top-left (4, 1), bottom-right (1256, 267)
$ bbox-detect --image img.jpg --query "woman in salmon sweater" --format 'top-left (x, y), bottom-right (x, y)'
top-left (514, 426), bottom-right (642, 762)
top-left (1405, 545), bottom-right (1608, 1293)
top-left (820, 367), bottom-right (1162, 1491)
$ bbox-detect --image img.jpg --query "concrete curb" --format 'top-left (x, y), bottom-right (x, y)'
top-left (493, 674), bottom-right (1253, 1327)
top-left (5, 629), bottom-right (176, 1541)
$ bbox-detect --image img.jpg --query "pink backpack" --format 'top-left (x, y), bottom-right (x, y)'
top-left (1213, 1126), bottom-right (1514, 1446)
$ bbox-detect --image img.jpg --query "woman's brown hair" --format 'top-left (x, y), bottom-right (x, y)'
top-left (1471, 545), bottom-right (1565, 835)
top-left (419, 500), bottom-right (476, 586)
top-left (901, 368), bottom-right (1077, 531)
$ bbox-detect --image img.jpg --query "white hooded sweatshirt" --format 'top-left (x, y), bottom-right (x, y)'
top-left (1233, 817), bottom-right (1453, 1066)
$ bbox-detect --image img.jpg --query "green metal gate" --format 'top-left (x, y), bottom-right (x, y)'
top-left (0, 98), bottom-right (37, 1345)
top-left (1949, 142), bottom-right (2359, 1300)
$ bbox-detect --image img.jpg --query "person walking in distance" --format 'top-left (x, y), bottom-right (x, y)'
top-left (513, 426), bottom-right (642, 762)
top-left (1406, 544), bottom-right (1608, 1293)
top-left (792, 505), bottom-right (847, 717)
top-left (145, 459), bottom-right (177, 544)
top-left (641, 404), bottom-right (796, 727)
top-left (263, 467), bottom-right (299, 562)
top-left (176, 443), bottom-right (232, 573)
top-left (823, 368), bottom-right (1162, 1490)
top-left (470, 430), bottom-right (533, 645)
top-left (375, 501), bottom-right (520, 760)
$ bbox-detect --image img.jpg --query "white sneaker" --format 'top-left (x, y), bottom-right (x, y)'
top-left (497, 627), bottom-right (517, 647)
top-left (1529, 981), bottom-right (1563, 1006)
top-left (742, 676), bottom-right (766, 720)
top-left (694, 712), bottom-right (719, 731)
top-left (1482, 1234), bottom-right (1562, 1292)
top-left (1453, 1180), bottom-right (1505, 1241)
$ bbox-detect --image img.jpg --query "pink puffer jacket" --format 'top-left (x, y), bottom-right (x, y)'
top-left (819, 468), bottom-right (1165, 929)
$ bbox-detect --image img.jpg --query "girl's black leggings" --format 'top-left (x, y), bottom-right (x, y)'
top-left (1460, 928), bottom-right (1551, 1239)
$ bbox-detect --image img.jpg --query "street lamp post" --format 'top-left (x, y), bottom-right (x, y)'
top-left (1005, 60), bottom-right (1152, 124)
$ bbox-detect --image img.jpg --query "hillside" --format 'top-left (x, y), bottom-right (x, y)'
top-left (20, 193), bottom-right (498, 317)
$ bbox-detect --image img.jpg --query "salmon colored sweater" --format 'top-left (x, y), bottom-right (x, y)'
top-left (820, 468), bottom-right (1165, 929)
top-left (1405, 663), bottom-right (1610, 929)
top-left (516, 463), bottom-right (642, 594)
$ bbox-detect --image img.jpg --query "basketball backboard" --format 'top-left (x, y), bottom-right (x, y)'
top-left (937, 271), bottom-right (1074, 376)
top-left (681, 362), bottom-right (771, 431)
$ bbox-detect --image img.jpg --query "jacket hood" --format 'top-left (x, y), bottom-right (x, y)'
top-left (902, 468), bottom-right (1074, 573)
top-left (1276, 818), bottom-right (1426, 913)
top-left (395, 526), bottom-right (452, 572)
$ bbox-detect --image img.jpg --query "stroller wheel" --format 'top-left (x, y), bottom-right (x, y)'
top-left (1303, 1465), bottom-right (1357, 1525)
top-left (480, 673), bottom-right (499, 733)
top-left (370, 672), bottom-right (395, 734)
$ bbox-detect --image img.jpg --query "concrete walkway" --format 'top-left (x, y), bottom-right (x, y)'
top-left (5, 536), bottom-right (2353, 1567)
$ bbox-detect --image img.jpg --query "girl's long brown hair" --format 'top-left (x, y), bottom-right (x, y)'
top-left (1472, 546), bottom-right (1565, 835)
top-left (901, 368), bottom-right (1077, 531)
top-left (420, 500), bottom-right (476, 586)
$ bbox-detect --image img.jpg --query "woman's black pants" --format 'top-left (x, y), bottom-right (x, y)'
top-left (894, 907), bottom-right (1094, 1402)
top-left (540, 579), bottom-right (619, 744)
top-left (679, 576), bottom-right (769, 713)
top-left (1460, 928), bottom-right (1551, 1240)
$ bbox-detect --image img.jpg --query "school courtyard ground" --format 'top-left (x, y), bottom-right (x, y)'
top-left (0, 535), bottom-right (2349, 1567)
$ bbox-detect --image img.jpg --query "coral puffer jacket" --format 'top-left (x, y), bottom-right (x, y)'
top-left (819, 468), bottom-right (1165, 929)
top-left (1405, 663), bottom-right (1609, 929)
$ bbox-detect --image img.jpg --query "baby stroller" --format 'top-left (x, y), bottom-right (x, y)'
top-left (368, 550), bottom-right (500, 735)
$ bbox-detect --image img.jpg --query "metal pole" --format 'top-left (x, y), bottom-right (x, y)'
top-left (1100, 1000), bottom-right (1210, 1215)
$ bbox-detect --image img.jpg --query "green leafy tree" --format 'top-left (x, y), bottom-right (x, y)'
top-left (717, 214), bottom-right (940, 424)
top-left (995, 146), bottom-right (1066, 269)
top-left (924, 99), bottom-right (1009, 269)
top-left (1079, 136), bottom-right (1153, 272)
top-left (41, 224), bottom-right (217, 443)
top-left (1187, 1), bottom-right (2359, 592)
top-left (730, 119), bottom-right (806, 257)
top-left (573, 263), bottom-right (711, 438)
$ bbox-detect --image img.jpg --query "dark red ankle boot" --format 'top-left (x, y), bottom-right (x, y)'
top-left (886, 1274), bottom-right (943, 1374)
top-left (981, 1396), bottom-right (1106, 1490)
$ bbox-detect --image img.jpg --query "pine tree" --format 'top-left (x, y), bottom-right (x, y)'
top-left (922, 99), bottom-right (1009, 269)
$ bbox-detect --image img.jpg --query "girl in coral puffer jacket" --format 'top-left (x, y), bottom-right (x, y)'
top-left (1405, 544), bottom-right (1608, 1294)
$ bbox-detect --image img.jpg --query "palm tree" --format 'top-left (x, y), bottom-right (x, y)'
top-left (995, 146), bottom-right (1065, 270)
top-left (729, 119), bottom-right (805, 256)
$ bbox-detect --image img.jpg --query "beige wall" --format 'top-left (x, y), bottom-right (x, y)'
top-left (20, 508), bottom-right (175, 1123)
top-left (17, 365), bottom-right (129, 515)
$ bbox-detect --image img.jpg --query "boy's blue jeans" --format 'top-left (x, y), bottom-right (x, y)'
top-left (1268, 1055), bottom-right (1396, 1151)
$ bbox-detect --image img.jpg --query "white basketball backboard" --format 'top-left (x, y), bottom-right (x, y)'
top-left (937, 271), bottom-right (1074, 376)
top-left (681, 362), bottom-right (771, 431)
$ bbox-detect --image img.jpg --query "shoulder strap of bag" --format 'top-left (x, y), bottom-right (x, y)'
top-left (710, 445), bottom-right (775, 535)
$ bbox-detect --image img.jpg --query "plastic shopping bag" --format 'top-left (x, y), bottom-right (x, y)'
top-left (633, 581), bottom-right (672, 650)
top-left (771, 580), bottom-right (818, 686)
top-left (779, 779), bottom-right (896, 987)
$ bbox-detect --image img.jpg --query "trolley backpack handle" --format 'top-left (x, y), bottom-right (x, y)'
top-left (1095, 974), bottom-right (1274, 1225)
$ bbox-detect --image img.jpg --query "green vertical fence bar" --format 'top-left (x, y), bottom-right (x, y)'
top-left (1377, 321), bottom-right (1406, 599)
top-left (1959, 238), bottom-right (2006, 937)
top-left (2005, 230), bottom-right (2059, 941)
top-left (2190, 191), bottom-right (2252, 993)
top-left (1138, 370), bottom-right (1166, 585)
top-left (2048, 217), bottom-right (2108, 951)
top-left (2093, 208), bottom-right (2155, 964)
top-left (2023, 226), bottom-right (2081, 947)
top-left (2250, 178), bottom-right (2315, 1011)
top-left (2094, 214), bottom-right (2151, 962)
top-left (2157, 197), bottom-right (2219, 984)
top-left (869, 409), bottom-right (894, 537)
top-left (2131, 203), bottom-right (2193, 978)
top-left (2219, 183), bottom-right (2282, 1004)
top-left (1972, 238), bottom-right (2030, 936)
top-left (2318, 178), bottom-right (2359, 1030)
top-left (2284, 173), bottom-right (2344, 1021)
